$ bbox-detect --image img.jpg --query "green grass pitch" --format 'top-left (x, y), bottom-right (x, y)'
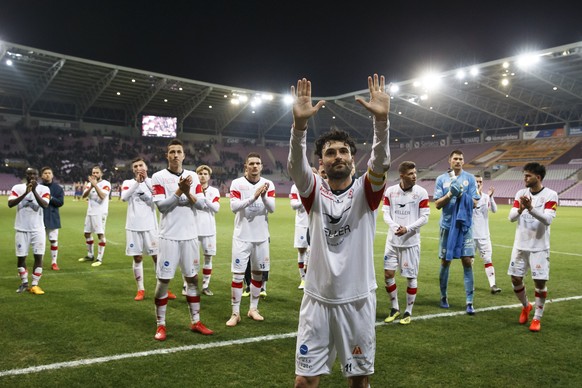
top-left (1, 196), bottom-right (581, 387)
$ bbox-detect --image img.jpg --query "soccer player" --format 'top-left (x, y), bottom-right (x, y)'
top-left (40, 166), bottom-right (64, 271)
top-left (382, 161), bottom-right (430, 325)
top-left (151, 139), bottom-right (213, 341)
top-left (473, 174), bottom-right (501, 294)
top-left (289, 182), bottom-right (309, 289)
top-left (78, 165), bottom-right (111, 267)
top-left (289, 74), bottom-right (390, 387)
top-left (508, 162), bottom-right (558, 332)
top-left (434, 150), bottom-right (480, 314)
top-left (121, 157), bottom-right (177, 301)
top-left (196, 164), bottom-right (221, 296)
top-left (226, 152), bottom-right (275, 327)
top-left (9, 167), bottom-right (50, 294)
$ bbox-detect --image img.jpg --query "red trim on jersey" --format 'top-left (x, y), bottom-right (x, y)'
top-left (364, 175), bottom-right (384, 211)
top-left (545, 201), bottom-right (557, 211)
top-left (42, 192), bottom-right (50, 199)
top-left (383, 196), bottom-right (390, 206)
top-left (290, 193), bottom-right (299, 200)
top-left (513, 200), bottom-right (520, 208)
top-left (267, 190), bottom-right (275, 197)
top-left (102, 185), bottom-right (110, 191)
top-left (122, 186), bottom-right (129, 190)
top-left (300, 175), bottom-right (317, 215)
top-left (419, 198), bottom-right (429, 208)
top-left (11, 190), bottom-right (18, 197)
top-left (153, 184), bottom-right (165, 196)
top-left (212, 197), bottom-right (220, 203)
top-left (195, 184), bottom-right (203, 194)
top-left (230, 190), bottom-right (241, 199)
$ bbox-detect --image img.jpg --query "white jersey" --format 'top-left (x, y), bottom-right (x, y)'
top-left (152, 168), bottom-right (203, 240)
top-left (9, 184), bottom-right (50, 232)
top-left (121, 178), bottom-right (158, 232)
top-left (229, 176), bottom-right (275, 242)
top-left (382, 183), bottom-right (430, 247)
top-left (509, 187), bottom-right (558, 252)
top-left (289, 184), bottom-right (308, 227)
top-left (197, 185), bottom-right (220, 237)
top-left (472, 192), bottom-right (497, 239)
top-left (85, 180), bottom-right (111, 216)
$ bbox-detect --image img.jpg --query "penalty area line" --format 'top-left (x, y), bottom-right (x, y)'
top-left (2, 296), bottom-right (581, 378)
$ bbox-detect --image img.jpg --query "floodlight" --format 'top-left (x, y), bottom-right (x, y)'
top-left (283, 95), bottom-right (294, 105)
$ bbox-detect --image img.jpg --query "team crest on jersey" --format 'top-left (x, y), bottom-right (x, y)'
top-left (352, 346), bottom-right (362, 355)
top-left (299, 344), bottom-right (309, 355)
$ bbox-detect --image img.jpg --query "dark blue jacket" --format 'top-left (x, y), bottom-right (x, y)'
top-left (42, 181), bottom-right (64, 229)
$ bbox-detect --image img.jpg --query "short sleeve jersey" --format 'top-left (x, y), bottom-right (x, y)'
top-left (472, 192), bottom-right (493, 239)
top-left (121, 178), bottom-right (158, 232)
top-left (512, 187), bottom-right (558, 251)
top-left (382, 183), bottom-right (430, 247)
top-left (85, 180), bottom-right (111, 216)
top-left (197, 185), bottom-right (220, 237)
top-left (229, 176), bottom-right (275, 242)
top-left (151, 168), bottom-right (202, 240)
top-left (9, 184), bottom-right (50, 231)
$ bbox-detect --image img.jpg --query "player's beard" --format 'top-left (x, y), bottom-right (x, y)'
top-left (325, 163), bottom-right (351, 180)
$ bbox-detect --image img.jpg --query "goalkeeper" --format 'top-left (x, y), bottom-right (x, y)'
top-left (434, 150), bottom-right (480, 315)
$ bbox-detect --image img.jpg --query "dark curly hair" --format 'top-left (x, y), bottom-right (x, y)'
top-left (314, 129), bottom-right (357, 158)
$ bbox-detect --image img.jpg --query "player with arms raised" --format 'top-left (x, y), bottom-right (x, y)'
top-left (289, 74), bottom-right (390, 388)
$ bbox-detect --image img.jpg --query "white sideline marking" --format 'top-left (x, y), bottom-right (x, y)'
top-left (1, 296), bottom-right (581, 378)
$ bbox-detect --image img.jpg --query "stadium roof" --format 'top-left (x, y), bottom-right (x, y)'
top-left (1, 40), bottom-right (582, 144)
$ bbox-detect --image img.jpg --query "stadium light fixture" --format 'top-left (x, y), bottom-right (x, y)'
top-left (6, 59), bottom-right (13, 66)
top-left (283, 95), bottom-right (294, 105)
top-left (516, 53), bottom-right (540, 69)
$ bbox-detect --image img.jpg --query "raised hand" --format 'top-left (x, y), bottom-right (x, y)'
top-left (355, 74), bottom-right (390, 121)
top-left (291, 78), bottom-right (326, 131)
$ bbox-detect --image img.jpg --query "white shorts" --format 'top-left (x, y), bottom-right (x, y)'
top-left (156, 238), bottom-right (200, 280)
top-left (473, 238), bottom-right (492, 262)
top-left (383, 243), bottom-right (420, 279)
top-left (46, 229), bottom-right (59, 242)
top-left (507, 248), bottom-right (550, 280)
top-left (294, 225), bottom-right (309, 249)
top-left (126, 230), bottom-right (159, 256)
top-left (15, 230), bottom-right (46, 257)
top-left (295, 292), bottom-right (376, 378)
top-left (84, 213), bottom-right (108, 234)
top-left (231, 238), bottom-right (270, 273)
top-left (198, 235), bottom-right (217, 256)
